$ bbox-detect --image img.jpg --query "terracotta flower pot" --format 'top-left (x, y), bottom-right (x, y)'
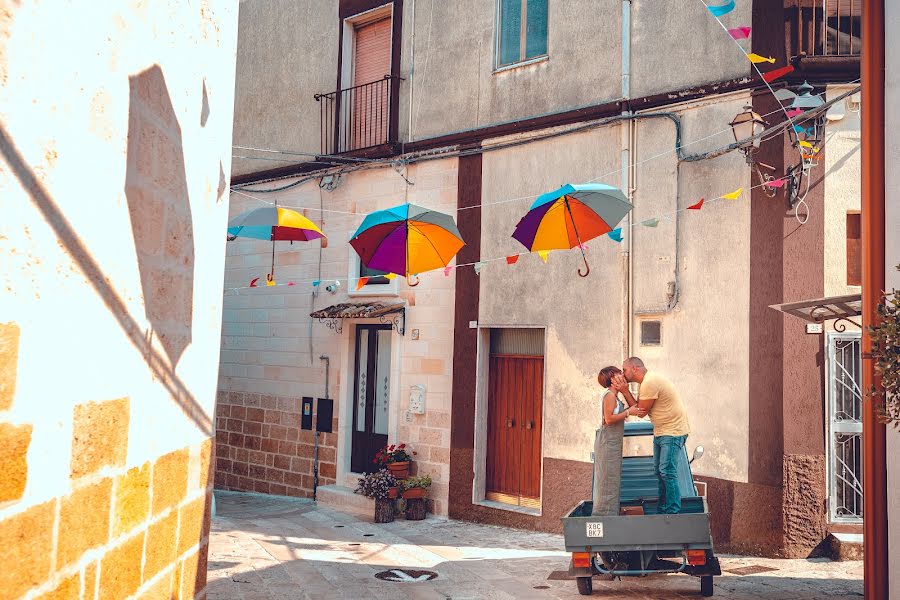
top-left (387, 486), bottom-right (399, 499)
top-left (402, 486), bottom-right (426, 500)
top-left (387, 461), bottom-right (410, 480)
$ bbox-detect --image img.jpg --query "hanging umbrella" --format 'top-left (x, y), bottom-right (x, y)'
top-left (350, 203), bottom-right (465, 286)
top-left (227, 205), bottom-right (326, 279)
top-left (511, 183), bottom-right (631, 277)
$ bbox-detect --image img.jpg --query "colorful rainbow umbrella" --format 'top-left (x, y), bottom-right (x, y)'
top-left (227, 206), bottom-right (325, 242)
top-left (350, 203), bottom-right (465, 284)
top-left (227, 205), bottom-right (326, 281)
top-left (511, 183), bottom-right (631, 277)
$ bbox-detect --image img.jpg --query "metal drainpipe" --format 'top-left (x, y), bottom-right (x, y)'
top-left (861, 0), bottom-right (888, 596)
top-left (407, 0), bottom-right (416, 142)
top-left (621, 0), bottom-right (633, 361)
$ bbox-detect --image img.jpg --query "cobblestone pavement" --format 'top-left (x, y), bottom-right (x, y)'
top-left (207, 491), bottom-right (863, 600)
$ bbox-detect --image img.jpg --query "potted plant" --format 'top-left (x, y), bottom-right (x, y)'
top-left (354, 469), bottom-right (398, 523)
top-left (374, 443), bottom-right (416, 480)
top-left (400, 474), bottom-right (432, 500)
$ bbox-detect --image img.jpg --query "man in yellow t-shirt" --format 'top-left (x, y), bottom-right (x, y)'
top-left (612, 357), bottom-right (690, 514)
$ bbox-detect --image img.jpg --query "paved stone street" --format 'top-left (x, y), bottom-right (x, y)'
top-left (208, 491), bottom-right (863, 600)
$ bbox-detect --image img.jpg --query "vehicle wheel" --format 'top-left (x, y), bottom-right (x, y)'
top-left (700, 575), bottom-right (714, 597)
top-left (576, 576), bottom-right (593, 595)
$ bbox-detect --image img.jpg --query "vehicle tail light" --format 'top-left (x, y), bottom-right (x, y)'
top-left (572, 552), bottom-right (592, 568)
top-left (685, 550), bottom-right (707, 566)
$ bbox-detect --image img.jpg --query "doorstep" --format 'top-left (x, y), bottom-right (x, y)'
top-left (828, 532), bottom-right (864, 561)
top-left (316, 484), bottom-right (373, 516)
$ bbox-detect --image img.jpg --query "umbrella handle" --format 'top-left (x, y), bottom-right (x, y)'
top-left (407, 274), bottom-right (420, 287)
top-left (577, 253), bottom-right (591, 278)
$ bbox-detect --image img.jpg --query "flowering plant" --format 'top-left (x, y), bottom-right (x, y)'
top-left (400, 474), bottom-right (432, 491)
top-left (373, 442), bottom-right (416, 467)
top-left (354, 469), bottom-right (397, 500)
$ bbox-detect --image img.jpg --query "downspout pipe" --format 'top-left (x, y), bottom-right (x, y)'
top-left (861, 0), bottom-right (887, 597)
top-left (407, 0), bottom-right (416, 142)
top-left (621, 0), bottom-right (632, 361)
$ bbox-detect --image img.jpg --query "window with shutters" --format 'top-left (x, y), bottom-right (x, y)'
top-left (496, 0), bottom-right (548, 70)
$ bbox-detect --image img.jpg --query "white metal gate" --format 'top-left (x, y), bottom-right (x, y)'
top-left (826, 332), bottom-right (863, 523)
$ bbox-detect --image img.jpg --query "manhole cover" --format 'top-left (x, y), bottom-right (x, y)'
top-left (374, 569), bottom-right (438, 583)
top-left (725, 565), bottom-right (779, 576)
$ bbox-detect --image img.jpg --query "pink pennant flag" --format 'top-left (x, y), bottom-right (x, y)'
top-left (287, 282), bottom-right (296, 286)
top-left (506, 255), bottom-right (519, 265)
top-left (443, 266), bottom-right (452, 277)
top-left (728, 26), bottom-right (751, 40)
top-left (249, 277), bottom-right (260, 287)
top-left (765, 178), bottom-right (787, 188)
top-left (785, 108), bottom-right (804, 118)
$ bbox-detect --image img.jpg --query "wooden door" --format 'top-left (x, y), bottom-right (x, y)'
top-left (486, 354), bottom-right (543, 508)
top-left (351, 325), bottom-right (392, 473)
top-left (351, 17), bottom-right (391, 150)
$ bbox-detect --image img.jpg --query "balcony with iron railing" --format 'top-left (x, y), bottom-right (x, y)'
top-left (314, 75), bottom-right (402, 157)
top-left (787, 0), bottom-right (860, 78)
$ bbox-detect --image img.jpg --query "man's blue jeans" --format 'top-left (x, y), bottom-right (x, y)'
top-left (653, 434), bottom-right (688, 514)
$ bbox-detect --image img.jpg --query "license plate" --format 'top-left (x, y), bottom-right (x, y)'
top-left (586, 522), bottom-right (604, 538)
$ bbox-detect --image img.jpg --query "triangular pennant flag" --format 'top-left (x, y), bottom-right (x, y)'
top-left (765, 178), bottom-right (787, 188)
top-left (538, 250), bottom-right (550, 263)
top-left (727, 26), bottom-right (751, 40)
top-left (793, 124), bottom-right (814, 135)
top-left (785, 108), bottom-right (804, 118)
top-left (287, 282), bottom-right (296, 286)
top-left (443, 266), bottom-right (452, 276)
top-left (762, 65), bottom-right (794, 83)
top-left (506, 255), bottom-right (519, 265)
top-left (773, 88), bottom-right (797, 102)
top-left (266, 277), bottom-right (276, 287)
top-left (312, 280), bottom-right (321, 287)
top-left (384, 273), bottom-right (397, 280)
top-left (607, 228), bottom-right (623, 243)
top-left (798, 140), bottom-right (814, 148)
top-left (721, 188), bottom-right (743, 200)
top-left (688, 198), bottom-right (705, 210)
top-left (707, 0), bottom-right (735, 17)
top-left (249, 277), bottom-right (260, 287)
top-left (747, 53), bottom-right (776, 64)
top-left (641, 218), bottom-right (660, 228)
top-left (473, 261), bottom-right (486, 275)
top-left (356, 277), bottom-right (369, 290)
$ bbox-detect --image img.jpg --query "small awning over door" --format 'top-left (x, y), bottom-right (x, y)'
top-left (310, 302), bottom-right (405, 335)
top-left (769, 293), bottom-right (861, 330)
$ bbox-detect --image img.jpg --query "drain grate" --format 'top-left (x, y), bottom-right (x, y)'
top-left (375, 569), bottom-right (438, 583)
top-left (725, 565), bottom-right (779, 576)
top-left (533, 585), bottom-right (551, 589)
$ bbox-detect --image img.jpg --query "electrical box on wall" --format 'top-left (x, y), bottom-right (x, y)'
top-left (409, 384), bottom-right (426, 414)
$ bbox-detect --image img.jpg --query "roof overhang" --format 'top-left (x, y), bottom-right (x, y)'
top-left (310, 302), bottom-right (406, 335)
top-left (768, 293), bottom-right (861, 327)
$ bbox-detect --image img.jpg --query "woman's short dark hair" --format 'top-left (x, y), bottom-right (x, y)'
top-left (598, 366), bottom-right (622, 388)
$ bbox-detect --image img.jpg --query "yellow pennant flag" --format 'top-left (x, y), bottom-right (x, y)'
top-left (747, 53), bottom-right (776, 64)
top-left (384, 273), bottom-right (397, 280)
top-left (798, 140), bottom-right (814, 148)
top-left (538, 250), bottom-right (550, 263)
top-left (721, 188), bottom-right (743, 200)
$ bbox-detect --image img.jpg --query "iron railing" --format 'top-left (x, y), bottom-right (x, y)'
top-left (315, 75), bottom-right (400, 156)
top-left (790, 0), bottom-right (861, 59)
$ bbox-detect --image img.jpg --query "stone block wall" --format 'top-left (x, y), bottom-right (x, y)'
top-left (0, 1), bottom-right (237, 598)
top-left (213, 391), bottom-right (338, 497)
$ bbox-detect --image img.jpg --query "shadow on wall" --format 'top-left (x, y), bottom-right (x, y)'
top-left (125, 65), bottom-right (194, 369)
top-left (0, 64), bottom-right (210, 434)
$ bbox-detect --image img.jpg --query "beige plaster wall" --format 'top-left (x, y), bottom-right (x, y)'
top-left (478, 94), bottom-right (751, 483)
top-left (823, 85), bottom-right (862, 298)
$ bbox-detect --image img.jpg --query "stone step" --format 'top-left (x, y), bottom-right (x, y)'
top-left (316, 484), bottom-right (373, 516)
top-left (828, 532), bottom-right (863, 561)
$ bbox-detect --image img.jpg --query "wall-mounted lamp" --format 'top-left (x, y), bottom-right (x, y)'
top-left (730, 105), bottom-right (778, 197)
top-left (783, 81), bottom-right (827, 208)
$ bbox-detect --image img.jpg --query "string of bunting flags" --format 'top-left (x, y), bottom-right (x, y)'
top-left (225, 1), bottom-right (844, 293)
